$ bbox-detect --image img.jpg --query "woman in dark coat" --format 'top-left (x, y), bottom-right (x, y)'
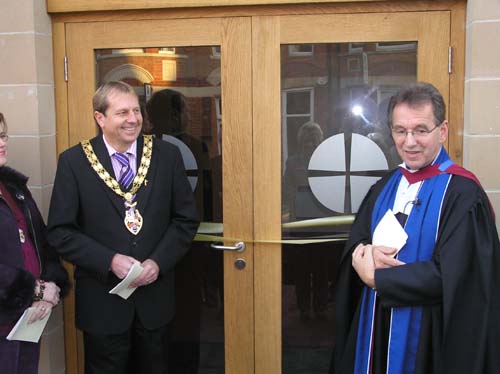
top-left (0, 112), bottom-right (70, 374)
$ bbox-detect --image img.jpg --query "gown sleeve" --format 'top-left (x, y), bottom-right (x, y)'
top-left (374, 176), bottom-right (499, 347)
top-left (375, 259), bottom-right (442, 307)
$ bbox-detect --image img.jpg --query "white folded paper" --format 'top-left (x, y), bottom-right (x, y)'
top-left (372, 209), bottom-right (408, 253)
top-left (109, 262), bottom-right (144, 299)
top-left (7, 307), bottom-right (52, 343)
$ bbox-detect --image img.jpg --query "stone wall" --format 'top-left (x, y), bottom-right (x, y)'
top-left (464, 0), bottom-right (500, 233)
top-left (0, 1), bottom-right (65, 373)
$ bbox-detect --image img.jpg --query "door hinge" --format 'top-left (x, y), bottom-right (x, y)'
top-left (448, 47), bottom-right (452, 74)
top-left (64, 55), bottom-right (68, 82)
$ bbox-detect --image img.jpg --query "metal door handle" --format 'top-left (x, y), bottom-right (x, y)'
top-left (210, 241), bottom-right (245, 253)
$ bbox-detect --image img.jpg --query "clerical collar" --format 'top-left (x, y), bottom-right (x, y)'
top-left (399, 148), bottom-right (441, 173)
top-left (398, 148), bottom-right (442, 184)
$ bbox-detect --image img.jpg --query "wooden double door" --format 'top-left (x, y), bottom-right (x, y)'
top-left (56, 5), bottom-right (460, 373)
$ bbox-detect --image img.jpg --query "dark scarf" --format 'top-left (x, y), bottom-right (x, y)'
top-left (0, 166), bottom-right (29, 188)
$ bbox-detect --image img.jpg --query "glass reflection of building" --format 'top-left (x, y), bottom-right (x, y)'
top-left (93, 41), bottom-right (418, 373)
top-left (281, 42), bottom-right (417, 373)
top-left (95, 47), bottom-right (222, 163)
top-left (95, 46), bottom-right (225, 373)
top-left (282, 42), bottom-right (416, 175)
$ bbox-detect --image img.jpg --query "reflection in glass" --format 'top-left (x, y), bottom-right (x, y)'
top-left (96, 46), bottom-right (224, 373)
top-left (281, 41), bottom-right (417, 373)
top-left (288, 44), bottom-right (314, 56)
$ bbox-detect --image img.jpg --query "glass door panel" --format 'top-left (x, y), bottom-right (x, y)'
top-left (251, 11), bottom-right (449, 374)
top-left (95, 45), bottom-right (225, 372)
top-left (280, 41), bottom-right (417, 373)
top-left (63, 10), bottom-right (450, 374)
top-left (65, 17), bottom-right (253, 374)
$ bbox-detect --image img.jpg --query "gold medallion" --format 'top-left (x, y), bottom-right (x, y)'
top-left (124, 206), bottom-right (143, 235)
top-left (81, 135), bottom-right (153, 235)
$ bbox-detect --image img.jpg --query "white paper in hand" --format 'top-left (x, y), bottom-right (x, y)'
top-left (109, 262), bottom-right (144, 299)
top-left (7, 307), bottom-right (52, 343)
top-left (372, 209), bottom-right (408, 253)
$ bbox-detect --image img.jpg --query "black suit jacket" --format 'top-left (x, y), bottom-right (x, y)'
top-left (47, 135), bottom-right (199, 334)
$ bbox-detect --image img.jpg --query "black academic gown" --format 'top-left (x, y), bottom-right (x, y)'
top-left (331, 170), bottom-right (500, 374)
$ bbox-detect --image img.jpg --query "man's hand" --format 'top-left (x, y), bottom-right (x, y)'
top-left (110, 253), bottom-right (139, 279)
top-left (129, 259), bottom-right (160, 288)
top-left (372, 246), bottom-right (405, 269)
top-left (352, 243), bottom-right (376, 289)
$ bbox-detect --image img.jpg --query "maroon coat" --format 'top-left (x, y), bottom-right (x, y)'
top-left (0, 166), bottom-right (69, 327)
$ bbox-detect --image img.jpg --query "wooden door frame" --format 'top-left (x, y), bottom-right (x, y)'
top-left (52, 0), bottom-right (465, 159)
top-left (252, 9), bottom-right (452, 373)
top-left (58, 16), bottom-right (254, 374)
top-left (50, 2), bottom-right (465, 374)
top-left (46, 0), bottom-right (461, 13)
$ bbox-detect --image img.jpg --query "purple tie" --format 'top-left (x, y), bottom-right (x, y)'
top-left (113, 152), bottom-right (134, 190)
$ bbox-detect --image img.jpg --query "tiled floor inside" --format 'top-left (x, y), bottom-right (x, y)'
top-left (196, 284), bottom-right (335, 373)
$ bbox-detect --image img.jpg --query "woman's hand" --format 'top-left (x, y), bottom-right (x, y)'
top-left (28, 300), bottom-right (53, 324)
top-left (36, 280), bottom-right (61, 306)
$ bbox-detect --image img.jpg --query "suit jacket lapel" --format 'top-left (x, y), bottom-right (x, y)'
top-left (90, 135), bottom-right (125, 217)
top-left (135, 135), bottom-right (156, 212)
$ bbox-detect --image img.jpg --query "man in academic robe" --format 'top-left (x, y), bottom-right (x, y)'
top-left (330, 82), bottom-right (500, 374)
top-left (47, 81), bottom-right (199, 374)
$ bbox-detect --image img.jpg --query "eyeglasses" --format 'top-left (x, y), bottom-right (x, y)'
top-left (0, 133), bottom-right (9, 142)
top-left (391, 124), bottom-right (441, 140)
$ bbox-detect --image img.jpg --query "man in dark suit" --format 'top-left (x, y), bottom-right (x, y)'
top-left (47, 81), bottom-right (199, 374)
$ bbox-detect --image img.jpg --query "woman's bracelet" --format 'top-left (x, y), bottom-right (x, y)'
top-left (34, 279), bottom-right (45, 301)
